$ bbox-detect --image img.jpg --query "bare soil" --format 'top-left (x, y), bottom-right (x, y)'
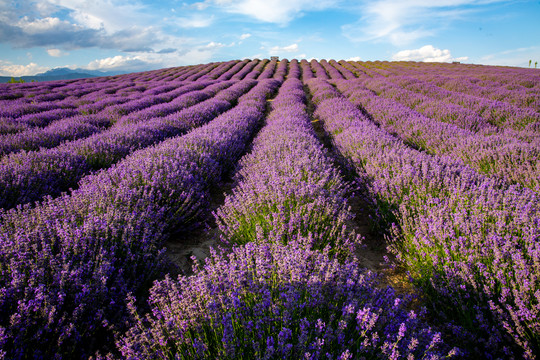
top-left (164, 179), bottom-right (234, 276)
top-left (305, 85), bottom-right (417, 300)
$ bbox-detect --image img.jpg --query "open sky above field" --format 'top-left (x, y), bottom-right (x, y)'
top-left (0, 0), bottom-right (539, 76)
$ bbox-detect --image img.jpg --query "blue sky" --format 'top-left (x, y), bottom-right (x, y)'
top-left (0, 0), bottom-right (539, 76)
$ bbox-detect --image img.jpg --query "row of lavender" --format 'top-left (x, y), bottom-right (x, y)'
top-left (3, 59), bottom-right (537, 140)
top-left (0, 57), bottom-right (295, 116)
top-left (0, 58), bottom-right (297, 152)
top-left (0, 59), bottom-right (303, 211)
top-left (0, 79), bottom-right (280, 359)
top-left (110, 78), bottom-right (454, 359)
top-left (348, 61), bottom-right (540, 102)
top-left (307, 78), bottom-right (540, 358)
top-left (361, 61), bottom-right (540, 110)
top-left (0, 79), bottom-right (252, 209)
top-left (330, 61), bottom-right (540, 192)
top-left (335, 79), bottom-right (540, 192)
top-left (339, 61), bottom-right (540, 132)
top-left (0, 80), bottom-right (216, 156)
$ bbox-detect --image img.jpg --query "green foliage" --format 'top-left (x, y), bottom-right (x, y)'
top-left (7, 77), bottom-right (25, 83)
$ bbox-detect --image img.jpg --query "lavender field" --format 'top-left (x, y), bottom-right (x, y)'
top-left (0, 58), bottom-right (539, 359)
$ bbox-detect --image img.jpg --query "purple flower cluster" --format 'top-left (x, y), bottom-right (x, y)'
top-left (373, 61), bottom-right (540, 111)
top-left (320, 59), bottom-right (345, 80)
top-left (116, 81), bottom-right (229, 125)
top-left (243, 59), bottom-right (269, 80)
top-left (310, 59), bottom-right (330, 80)
top-left (300, 59), bottom-right (314, 81)
top-left (0, 59), bottom-right (536, 359)
top-left (217, 60), bottom-right (251, 81)
top-left (200, 60), bottom-right (242, 80)
top-left (110, 78), bottom-right (454, 360)
top-left (286, 59), bottom-right (301, 80)
top-left (357, 76), bottom-right (491, 132)
top-left (328, 60), bottom-right (357, 80)
top-left (0, 99), bottom-right (60, 121)
top-left (258, 58), bottom-right (278, 79)
top-left (307, 78), bottom-right (540, 358)
top-left (0, 114), bottom-right (110, 157)
top-left (273, 58), bottom-right (288, 81)
top-left (387, 75), bottom-right (540, 130)
top-left (230, 59), bottom-right (259, 80)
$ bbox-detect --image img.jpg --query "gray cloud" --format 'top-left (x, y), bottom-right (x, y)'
top-left (157, 48), bottom-right (177, 54)
top-left (0, 16), bottom-right (170, 54)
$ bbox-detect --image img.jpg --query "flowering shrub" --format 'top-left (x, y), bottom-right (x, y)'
top-left (116, 241), bottom-right (453, 360)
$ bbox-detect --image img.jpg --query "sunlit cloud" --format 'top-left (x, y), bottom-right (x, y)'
top-left (0, 60), bottom-right (48, 76)
top-left (392, 45), bottom-right (468, 62)
top-left (212, 0), bottom-right (338, 24)
top-left (47, 48), bottom-right (68, 57)
top-left (269, 43), bottom-right (299, 53)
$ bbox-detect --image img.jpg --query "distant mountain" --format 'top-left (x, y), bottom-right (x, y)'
top-left (0, 67), bottom-right (127, 83)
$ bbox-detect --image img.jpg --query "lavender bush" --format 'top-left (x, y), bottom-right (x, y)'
top-left (216, 78), bottom-right (358, 258)
top-left (114, 240), bottom-right (454, 360)
top-left (0, 59), bottom-right (537, 359)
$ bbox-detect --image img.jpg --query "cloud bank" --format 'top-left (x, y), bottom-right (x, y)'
top-left (392, 45), bottom-right (468, 62)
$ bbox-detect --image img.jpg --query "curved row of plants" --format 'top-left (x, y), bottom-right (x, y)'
top-left (333, 79), bottom-right (540, 192)
top-left (0, 81), bottom-right (215, 157)
top-left (0, 79), bottom-right (281, 359)
top-left (306, 78), bottom-right (540, 359)
top-left (0, 79), bottom-right (257, 210)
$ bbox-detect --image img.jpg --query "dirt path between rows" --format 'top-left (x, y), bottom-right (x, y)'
top-left (304, 85), bottom-right (417, 300)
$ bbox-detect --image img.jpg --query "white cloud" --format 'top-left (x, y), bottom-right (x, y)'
top-left (86, 55), bottom-right (148, 71)
top-left (347, 56), bottom-right (362, 61)
top-left (343, 0), bottom-right (503, 45)
top-left (0, 61), bottom-right (48, 76)
top-left (269, 43), bottom-right (299, 53)
top-left (212, 0), bottom-right (337, 24)
top-left (16, 16), bottom-right (80, 34)
top-left (392, 45), bottom-right (468, 62)
top-left (47, 48), bottom-right (68, 57)
top-left (203, 41), bottom-right (225, 50)
top-left (83, 41), bottom-right (224, 72)
top-left (176, 15), bottom-right (214, 28)
top-left (190, 2), bottom-right (210, 10)
top-left (1, 4), bottom-right (193, 55)
top-left (240, 33), bottom-right (251, 40)
top-left (50, 0), bottom-right (146, 33)
top-left (0, 0), bottom-right (194, 56)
